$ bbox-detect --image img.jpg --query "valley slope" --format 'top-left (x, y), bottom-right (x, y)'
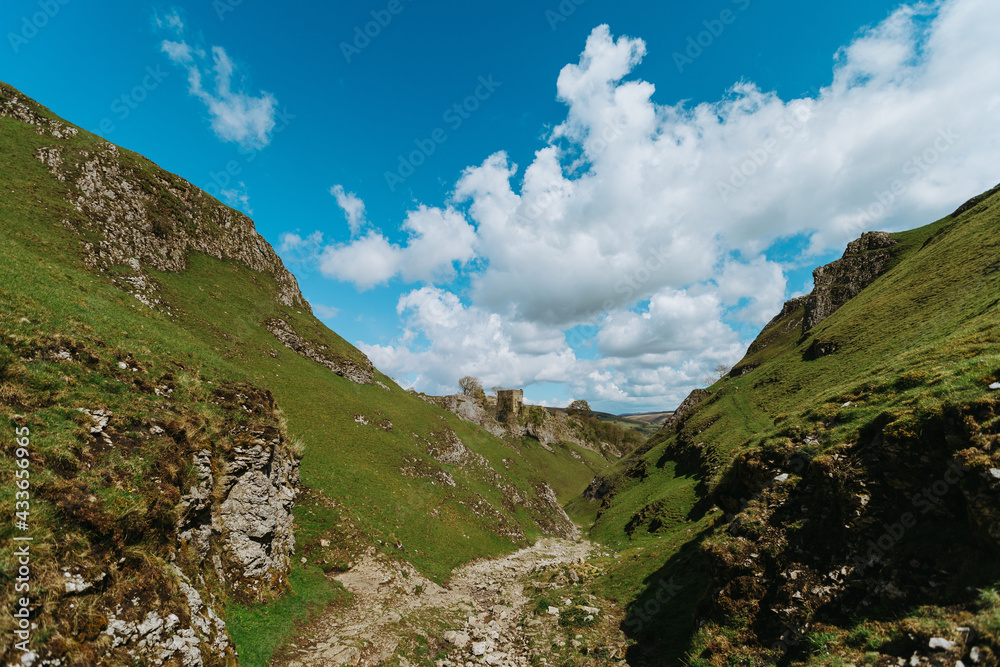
top-left (577, 185), bottom-right (1000, 665)
top-left (0, 83), bottom-right (619, 666)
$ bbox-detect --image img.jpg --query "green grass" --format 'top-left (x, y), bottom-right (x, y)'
top-left (226, 564), bottom-right (353, 667)
top-left (517, 437), bottom-right (612, 503)
top-left (573, 182), bottom-right (1000, 663)
top-left (0, 83), bottom-right (620, 663)
top-left (974, 588), bottom-right (1000, 642)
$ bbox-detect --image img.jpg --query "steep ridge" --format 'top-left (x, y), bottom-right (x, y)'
top-left (579, 187), bottom-right (1000, 665)
top-left (0, 83), bottom-right (615, 666)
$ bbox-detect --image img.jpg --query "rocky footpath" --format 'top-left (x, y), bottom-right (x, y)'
top-left (274, 538), bottom-right (627, 667)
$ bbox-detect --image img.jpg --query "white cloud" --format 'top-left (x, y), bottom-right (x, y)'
top-left (313, 0), bottom-right (1000, 410)
top-left (319, 232), bottom-right (402, 290)
top-left (361, 287), bottom-right (578, 396)
top-left (330, 185), bottom-right (368, 236)
top-left (221, 181), bottom-right (252, 215)
top-left (161, 40), bottom-right (194, 64)
top-left (597, 289), bottom-right (739, 358)
top-left (157, 18), bottom-right (278, 148)
top-left (187, 47), bottom-right (277, 148)
top-left (310, 196), bottom-right (478, 289)
top-left (155, 9), bottom-right (184, 34)
top-left (313, 304), bottom-right (341, 320)
top-left (715, 258), bottom-right (788, 326)
top-left (397, 206), bottom-right (478, 283)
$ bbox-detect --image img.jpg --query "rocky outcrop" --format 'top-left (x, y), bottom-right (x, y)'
top-left (177, 426), bottom-right (300, 603)
top-left (662, 388), bottom-right (710, 432)
top-left (428, 394), bottom-right (617, 459)
top-left (264, 318), bottom-right (374, 385)
top-left (0, 331), bottom-right (302, 665)
top-left (690, 398), bottom-right (1000, 665)
top-left (98, 384), bottom-right (301, 665)
top-left (104, 566), bottom-right (230, 667)
top-left (802, 231), bottom-right (898, 331)
top-left (531, 482), bottom-right (581, 540)
top-left (0, 83), bottom-right (79, 139)
top-left (0, 83), bottom-right (307, 312)
top-left (439, 394), bottom-right (507, 437)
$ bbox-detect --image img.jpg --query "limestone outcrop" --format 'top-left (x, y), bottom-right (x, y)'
top-left (176, 398), bottom-right (300, 605)
top-left (802, 231), bottom-right (898, 331)
top-left (264, 318), bottom-right (374, 385)
top-left (0, 83), bottom-right (307, 312)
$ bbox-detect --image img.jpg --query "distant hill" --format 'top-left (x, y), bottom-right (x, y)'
top-left (617, 411), bottom-right (674, 426)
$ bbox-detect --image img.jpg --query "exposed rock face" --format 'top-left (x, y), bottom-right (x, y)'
top-left (0, 84), bottom-right (79, 139)
top-left (430, 393), bottom-right (618, 459)
top-left (439, 394), bottom-right (507, 438)
top-left (105, 567), bottom-right (230, 667)
top-left (531, 482), bottom-right (581, 540)
top-left (802, 231), bottom-right (898, 331)
top-left (0, 83), bottom-right (307, 312)
top-left (101, 385), bottom-right (301, 664)
top-left (583, 476), bottom-right (613, 502)
top-left (692, 398), bottom-right (1000, 664)
top-left (0, 342), bottom-right (301, 665)
top-left (264, 318), bottom-right (374, 385)
top-left (177, 427), bottom-right (300, 603)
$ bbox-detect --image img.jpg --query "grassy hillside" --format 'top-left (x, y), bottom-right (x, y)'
top-left (579, 186), bottom-right (1000, 665)
top-left (0, 83), bottom-right (613, 665)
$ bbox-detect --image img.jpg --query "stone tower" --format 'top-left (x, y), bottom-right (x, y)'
top-left (496, 389), bottom-right (523, 424)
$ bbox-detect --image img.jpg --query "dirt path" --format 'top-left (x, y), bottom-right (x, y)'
top-left (273, 538), bottom-right (615, 667)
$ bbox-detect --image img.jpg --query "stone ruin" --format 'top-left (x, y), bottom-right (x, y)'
top-left (496, 389), bottom-right (523, 425)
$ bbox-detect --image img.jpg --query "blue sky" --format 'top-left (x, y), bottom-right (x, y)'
top-left (3, 0), bottom-right (999, 412)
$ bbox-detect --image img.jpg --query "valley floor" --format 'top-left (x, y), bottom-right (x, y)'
top-left (272, 538), bottom-right (629, 667)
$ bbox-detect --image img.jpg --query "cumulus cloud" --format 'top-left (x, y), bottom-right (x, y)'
top-left (157, 20), bottom-right (278, 148)
top-left (361, 288), bottom-right (578, 396)
top-left (311, 199), bottom-right (478, 290)
top-left (319, 232), bottom-right (402, 290)
top-left (308, 0), bottom-right (1000, 410)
